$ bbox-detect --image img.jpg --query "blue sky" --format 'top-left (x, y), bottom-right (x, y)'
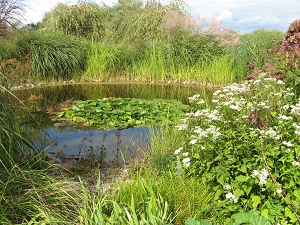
top-left (25, 0), bottom-right (300, 34)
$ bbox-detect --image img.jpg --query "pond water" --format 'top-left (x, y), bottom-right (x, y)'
top-left (14, 82), bottom-right (213, 164)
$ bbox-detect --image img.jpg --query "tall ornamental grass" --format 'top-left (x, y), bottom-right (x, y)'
top-left (231, 29), bottom-right (284, 80)
top-left (29, 32), bottom-right (87, 81)
top-left (172, 73), bottom-right (300, 223)
top-left (0, 76), bottom-right (34, 169)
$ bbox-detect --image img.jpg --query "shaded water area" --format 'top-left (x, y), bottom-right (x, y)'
top-left (14, 82), bottom-right (213, 164)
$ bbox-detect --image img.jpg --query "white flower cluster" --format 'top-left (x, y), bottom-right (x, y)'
top-left (252, 168), bottom-right (269, 185)
top-left (175, 123), bottom-right (188, 131)
top-left (188, 94), bottom-right (201, 102)
top-left (192, 109), bottom-right (222, 121)
top-left (278, 114), bottom-right (292, 121)
top-left (225, 192), bottom-right (238, 203)
top-left (174, 147), bottom-right (191, 168)
top-left (260, 127), bottom-right (280, 140)
top-left (282, 141), bottom-right (292, 147)
top-left (293, 123), bottom-right (300, 136)
top-left (194, 125), bottom-right (221, 141)
top-left (290, 101), bottom-right (300, 116)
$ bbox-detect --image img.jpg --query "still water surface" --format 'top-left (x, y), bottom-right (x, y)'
top-left (15, 82), bottom-right (212, 163)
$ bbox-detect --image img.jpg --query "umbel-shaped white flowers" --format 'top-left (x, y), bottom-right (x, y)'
top-left (252, 168), bottom-right (269, 185)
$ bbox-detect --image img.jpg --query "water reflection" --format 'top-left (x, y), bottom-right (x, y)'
top-left (13, 82), bottom-right (211, 104)
top-left (45, 126), bottom-right (150, 164)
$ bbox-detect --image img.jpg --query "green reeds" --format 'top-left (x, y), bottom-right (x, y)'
top-left (84, 41), bottom-right (143, 81)
top-left (231, 29), bottom-right (284, 79)
top-left (0, 72), bottom-right (80, 224)
top-left (0, 84), bottom-right (33, 169)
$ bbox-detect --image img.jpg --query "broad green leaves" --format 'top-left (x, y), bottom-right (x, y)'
top-left (57, 97), bottom-right (189, 129)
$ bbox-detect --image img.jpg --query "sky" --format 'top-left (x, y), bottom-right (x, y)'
top-left (24, 0), bottom-right (300, 34)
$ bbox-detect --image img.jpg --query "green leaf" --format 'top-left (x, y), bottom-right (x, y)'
top-left (261, 209), bottom-right (268, 220)
top-left (294, 189), bottom-right (300, 200)
top-left (236, 175), bottom-right (248, 182)
top-left (238, 165), bottom-right (247, 173)
top-left (242, 184), bottom-right (253, 196)
top-left (233, 210), bottom-right (271, 225)
top-left (285, 207), bottom-right (298, 223)
top-left (185, 218), bottom-right (212, 225)
top-left (233, 188), bottom-right (243, 198)
top-left (251, 195), bottom-right (261, 210)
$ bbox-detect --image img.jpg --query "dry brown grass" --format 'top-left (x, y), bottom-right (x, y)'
top-left (160, 10), bottom-right (240, 47)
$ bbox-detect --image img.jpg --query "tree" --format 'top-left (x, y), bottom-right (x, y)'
top-left (0, 0), bottom-right (26, 37)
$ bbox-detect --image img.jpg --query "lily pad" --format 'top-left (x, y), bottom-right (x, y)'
top-left (56, 97), bottom-right (190, 130)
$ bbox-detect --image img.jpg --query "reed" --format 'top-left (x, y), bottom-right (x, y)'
top-left (231, 28), bottom-right (284, 80)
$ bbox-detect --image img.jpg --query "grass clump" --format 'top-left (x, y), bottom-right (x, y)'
top-left (0, 73), bottom-right (81, 224)
top-left (29, 32), bottom-right (87, 81)
top-left (231, 28), bottom-right (284, 80)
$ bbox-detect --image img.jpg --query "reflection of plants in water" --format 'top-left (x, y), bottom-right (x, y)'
top-left (78, 129), bottom-right (107, 168)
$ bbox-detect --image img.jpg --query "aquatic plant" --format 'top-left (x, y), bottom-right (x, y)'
top-left (57, 97), bottom-right (190, 129)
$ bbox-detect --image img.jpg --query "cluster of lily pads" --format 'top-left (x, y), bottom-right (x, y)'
top-left (56, 97), bottom-right (190, 129)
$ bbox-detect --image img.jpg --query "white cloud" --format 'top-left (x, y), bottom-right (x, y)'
top-left (237, 16), bottom-right (281, 26)
top-left (216, 10), bottom-right (232, 22)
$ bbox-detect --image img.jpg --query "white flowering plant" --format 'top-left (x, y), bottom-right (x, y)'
top-left (173, 74), bottom-right (300, 223)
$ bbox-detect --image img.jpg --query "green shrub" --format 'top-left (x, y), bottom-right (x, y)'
top-left (173, 73), bottom-right (300, 223)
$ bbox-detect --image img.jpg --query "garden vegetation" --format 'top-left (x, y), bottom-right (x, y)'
top-left (1, 0), bottom-right (300, 224)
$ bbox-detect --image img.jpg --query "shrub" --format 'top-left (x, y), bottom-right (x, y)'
top-left (173, 73), bottom-right (300, 223)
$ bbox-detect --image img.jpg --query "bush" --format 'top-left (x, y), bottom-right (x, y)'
top-left (41, 2), bottom-right (106, 40)
top-left (173, 73), bottom-right (300, 223)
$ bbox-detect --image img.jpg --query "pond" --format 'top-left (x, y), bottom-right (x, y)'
top-left (14, 82), bottom-right (213, 165)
